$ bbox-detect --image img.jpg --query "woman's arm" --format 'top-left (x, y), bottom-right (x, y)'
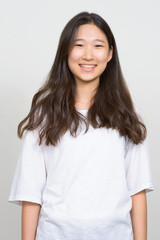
top-left (130, 190), bottom-right (147, 240)
top-left (22, 201), bottom-right (41, 240)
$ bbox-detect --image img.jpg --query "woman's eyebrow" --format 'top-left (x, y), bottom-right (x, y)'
top-left (73, 38), bottom-right (106, 43)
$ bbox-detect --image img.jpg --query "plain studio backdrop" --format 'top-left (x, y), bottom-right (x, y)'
top-left (0, 0), bottom-right (159, 239)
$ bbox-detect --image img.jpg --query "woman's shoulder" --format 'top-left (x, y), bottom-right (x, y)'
top-left (22, 128), bottom-right (44, 149)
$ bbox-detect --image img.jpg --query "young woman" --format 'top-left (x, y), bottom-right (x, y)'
top-left (8, 12), bottom-right (154, 240)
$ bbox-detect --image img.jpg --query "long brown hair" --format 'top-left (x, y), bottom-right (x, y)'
top-left (18, 12), bottom-right (146, 146)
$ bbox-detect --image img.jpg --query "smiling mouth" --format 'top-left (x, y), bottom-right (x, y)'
top-left (79, 64), bottom-right (97, 69)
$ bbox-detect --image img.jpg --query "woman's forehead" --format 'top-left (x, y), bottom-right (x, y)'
top-left (73, 24), bottom-right (108, 42)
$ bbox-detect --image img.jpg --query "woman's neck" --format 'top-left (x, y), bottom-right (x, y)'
top-left (75, 83), bottom-right (97, 110)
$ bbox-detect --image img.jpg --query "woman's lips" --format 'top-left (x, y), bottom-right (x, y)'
top-left (79, 64), bottom-right (97, 72)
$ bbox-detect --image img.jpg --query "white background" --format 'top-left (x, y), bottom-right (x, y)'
top-left (1, 0), bottom-right (159, 239)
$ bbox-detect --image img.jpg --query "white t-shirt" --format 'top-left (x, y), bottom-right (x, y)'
top-left (8, 109), bottom-right (154, 240)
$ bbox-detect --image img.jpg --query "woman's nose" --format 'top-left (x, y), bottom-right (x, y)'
top-left (82, 47), bottom-right (94, 60)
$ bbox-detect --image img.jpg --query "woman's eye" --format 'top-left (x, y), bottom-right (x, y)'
top-left (95, 45), bottom-right (103, 48)
top-left (75, 44), bottom-right (83, 47)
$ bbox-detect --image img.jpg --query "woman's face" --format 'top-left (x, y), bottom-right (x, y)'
top-left (68, 24), bottom-right (113, 86)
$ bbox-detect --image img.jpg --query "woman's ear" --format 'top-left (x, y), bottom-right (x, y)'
top-left (107, 46), bottom-right (113, 63)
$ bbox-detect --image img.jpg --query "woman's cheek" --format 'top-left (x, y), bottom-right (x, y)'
top-left (71, 49), bottom-right (83, 60)
top-left (96, 51), bottom-right (108, 61)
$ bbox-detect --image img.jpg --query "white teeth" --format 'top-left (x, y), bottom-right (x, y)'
top-left (80, 64), bottom-right (96, 68)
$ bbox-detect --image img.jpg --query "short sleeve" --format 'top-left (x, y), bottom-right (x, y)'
top-left (8, 130), bottom-right (47, 206)
top-left (125, 136), bottom-right (154, 196)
